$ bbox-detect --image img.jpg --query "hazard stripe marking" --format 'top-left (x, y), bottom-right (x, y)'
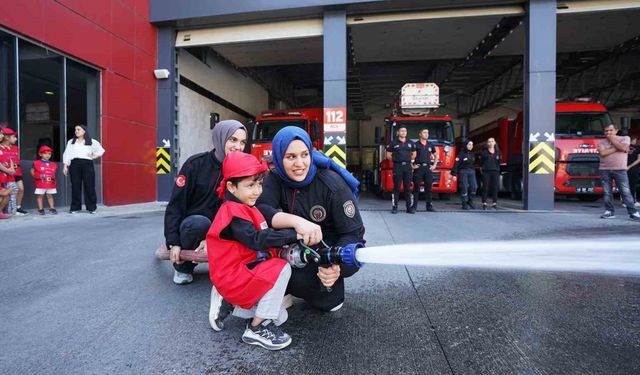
top-left (528, 141), bottom-right (554, 174)
top-left (156, 147), bottom-right (171, 174)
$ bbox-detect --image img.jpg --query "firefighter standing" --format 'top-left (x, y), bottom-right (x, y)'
top-left (452, 139), bottom-right (478, 210)
top-left (412, 128), bottom-right (438, 212)
top-left (386, 124), bottom-right (416, 214)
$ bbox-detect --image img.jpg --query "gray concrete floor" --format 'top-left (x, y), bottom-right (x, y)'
top-left (1, 199), bottom-right (639, 374)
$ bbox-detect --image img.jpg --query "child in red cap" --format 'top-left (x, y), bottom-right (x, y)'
top-left (206, 151), bottom-right (300, 350)
top-left (30, 145), bottom-right (58, 215)
top-left (0, 129), bottom-right (13, 219)
top-left (0, 126), bottom-right (27, 215)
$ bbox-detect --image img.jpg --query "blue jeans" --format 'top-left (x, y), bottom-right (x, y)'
top-left (601, 170), bottom-right (637, 215)
top-left (174, 214), bottom-right (212, 274)
top-left (458, 169), bottom-right (478, 202)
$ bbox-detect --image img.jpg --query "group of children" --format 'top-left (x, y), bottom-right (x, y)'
top-left (0, 126), bottom-right (59, 219)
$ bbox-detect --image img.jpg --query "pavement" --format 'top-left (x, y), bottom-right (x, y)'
top-left (1, 195), bottom-right (639, 374)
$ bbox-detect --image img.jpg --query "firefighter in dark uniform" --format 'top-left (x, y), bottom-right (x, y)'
top-left (412, 128), bottom-right (438, 212)
top-left (164, 120), bottom-right (247, 285)
top-left (386, 124), bottom-right (416, 214)
top-left (256, 126), bottom-right (364, 312)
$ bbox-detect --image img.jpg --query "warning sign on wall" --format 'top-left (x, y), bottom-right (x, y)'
top-left (323, 107), bottom-right (347, 168)
top-left (323, 108), bottom-right (346, 133)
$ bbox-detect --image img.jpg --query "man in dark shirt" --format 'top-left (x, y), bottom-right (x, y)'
top-left (412, 128), bottom-right (438, 213)
top-left (386, 124), bottom-right (416, 214)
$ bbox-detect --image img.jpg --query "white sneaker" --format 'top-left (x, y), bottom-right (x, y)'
top-left (209, 285), bottom-right (223, 331)
top-left (634, 202), bottom-right (640, 209)
top-left (241, 320), bottom-right (292, 350)
top-left (329, 302), bottom-right (344, 312)
top-left (172, 270), bottom-right (193, 285)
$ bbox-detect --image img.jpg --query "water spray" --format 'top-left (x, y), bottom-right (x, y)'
top-left (156, 237), bottom-right (640, 275)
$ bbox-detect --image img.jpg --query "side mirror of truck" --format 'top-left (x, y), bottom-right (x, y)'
top-left (375, 127), bottom-right (382, 144)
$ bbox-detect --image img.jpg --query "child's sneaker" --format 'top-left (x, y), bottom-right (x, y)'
top-left (241, 319), bottom-right (292, 350)
top-left (38, 209), bottom-right (45, 215)
top-left (0, 213), bottom-right (10, 219)
top-left (16, 207), bottom-right (28, 215)
top-left (49, 208), bottom-right (58, 215)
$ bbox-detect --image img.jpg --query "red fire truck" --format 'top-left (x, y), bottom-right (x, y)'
top-left (376, 83), bottom-right (457, 199)
top-left (250, 109), bottom-right (323, 162)
top-left (468, 102), bottom-right (612, 201)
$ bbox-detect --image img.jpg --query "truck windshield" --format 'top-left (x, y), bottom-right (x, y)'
top-left (253, 119), bottom-right (307, 141)
top-left (556, 112), bottom-right (612, 137)
top-left (394, 121), bottom-right (454, 144)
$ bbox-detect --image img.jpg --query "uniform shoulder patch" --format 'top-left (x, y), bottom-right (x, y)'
top-left (260, 221), bottom-right (268, 230)
top-left (176, 175), bottom-right (186, 187)
top-left (343, 200), bottom-right (356, 218)
top-left (310, 205), bottom-right (327, 222)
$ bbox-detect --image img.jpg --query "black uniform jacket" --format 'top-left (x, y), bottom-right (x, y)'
top-left (480, 149), bottom-right (501, 172)
top-left (453, 150), bottom-right (476, 173)
top-left (164, 150), bottom-right (223, 247)
top-left (256, 168), bottom-right (365, 248)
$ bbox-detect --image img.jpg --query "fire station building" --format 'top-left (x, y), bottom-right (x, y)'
top-left (1, 1), bottom-right (639, 209)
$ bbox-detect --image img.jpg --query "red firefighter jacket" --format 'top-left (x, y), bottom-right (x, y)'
top-left (207, 200), bottom-right (288, 309)
top-left (33, 160), bottom-right (58, 189)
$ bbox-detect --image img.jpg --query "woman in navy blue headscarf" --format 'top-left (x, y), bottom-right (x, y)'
top-left (257, 126), bottom-right (364, 312)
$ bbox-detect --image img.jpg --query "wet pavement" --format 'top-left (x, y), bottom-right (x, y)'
top-left (1, 199), bottom-right (639, 374)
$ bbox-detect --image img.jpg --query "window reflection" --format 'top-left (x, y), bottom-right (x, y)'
top-left (19, 40), bottom-right (62, 161)
top-left (0, 31), bottom-right (16, 127)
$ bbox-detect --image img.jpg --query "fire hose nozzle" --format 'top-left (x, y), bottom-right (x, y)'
top-left (279, 241), bottom-right (365, 268)
top-left (322, 242), bottom-right (365, 268)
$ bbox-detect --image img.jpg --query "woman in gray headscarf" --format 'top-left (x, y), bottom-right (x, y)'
top-left (164, 119), bottom-right (247, 285)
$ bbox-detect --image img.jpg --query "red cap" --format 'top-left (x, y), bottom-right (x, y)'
top-left (1, 127), bottom-right (16, 135)
top-left (39, 145), bottom-right (53, 154)
top-left (217, 152), bottom-right (268, 199)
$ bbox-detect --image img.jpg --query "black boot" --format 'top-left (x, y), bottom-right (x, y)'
top-left (482, 203), bottom-right (487, 211)
top-left (426, 203), bottom-right (436, 212)
top-left (461, 201), bottom-right (469, 210)
top-left (391, 206), bottom-right (398, 214)
top-left (492, 203), bottom-right (498, 210)
top-left (468, 199), bottom-right (476, 210)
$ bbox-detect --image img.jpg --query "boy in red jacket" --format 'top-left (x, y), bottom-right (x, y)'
top-left (30, 145), bottom-right (58, 215)
top-left (207, 152), bottom-right (300, 350)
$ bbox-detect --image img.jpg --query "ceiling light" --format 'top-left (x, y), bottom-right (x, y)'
top-left (45, 91), bottom-right (54, 95)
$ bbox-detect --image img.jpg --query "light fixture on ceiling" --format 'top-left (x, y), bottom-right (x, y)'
top-left (45, 91), bottom-right (54, 95)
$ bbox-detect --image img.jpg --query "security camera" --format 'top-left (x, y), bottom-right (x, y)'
top-left (153, 69), bottom-right (170, 79)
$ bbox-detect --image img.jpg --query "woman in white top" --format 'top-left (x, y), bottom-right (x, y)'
top-left (62, 125), bottom-right (105, 213)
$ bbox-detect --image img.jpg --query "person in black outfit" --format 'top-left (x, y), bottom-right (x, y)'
top-left (452, 139), bottom-right (478, 210)
top-left (164, 120), bottom-right (247, 285)
top-left (412, 128), bottom-right (438, 212)
top-left (627, 135), bottom-right (640, 205)
top-left (480, 137), bottom-right (501, 210)
top-left (256, 126), bottom-right (364, 312)
top-left (386, 124), bottom-right (416, 214)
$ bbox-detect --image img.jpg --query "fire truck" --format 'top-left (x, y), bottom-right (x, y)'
top-left (468, 102), bottom-right (612, 201)
top-left (376, 83), bottom-right (457, 199)
top-left (250, 109), bottom-right (323, 162)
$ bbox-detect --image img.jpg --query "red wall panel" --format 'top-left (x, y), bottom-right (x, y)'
top-left (0, 0), bottom-right (158, 206)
